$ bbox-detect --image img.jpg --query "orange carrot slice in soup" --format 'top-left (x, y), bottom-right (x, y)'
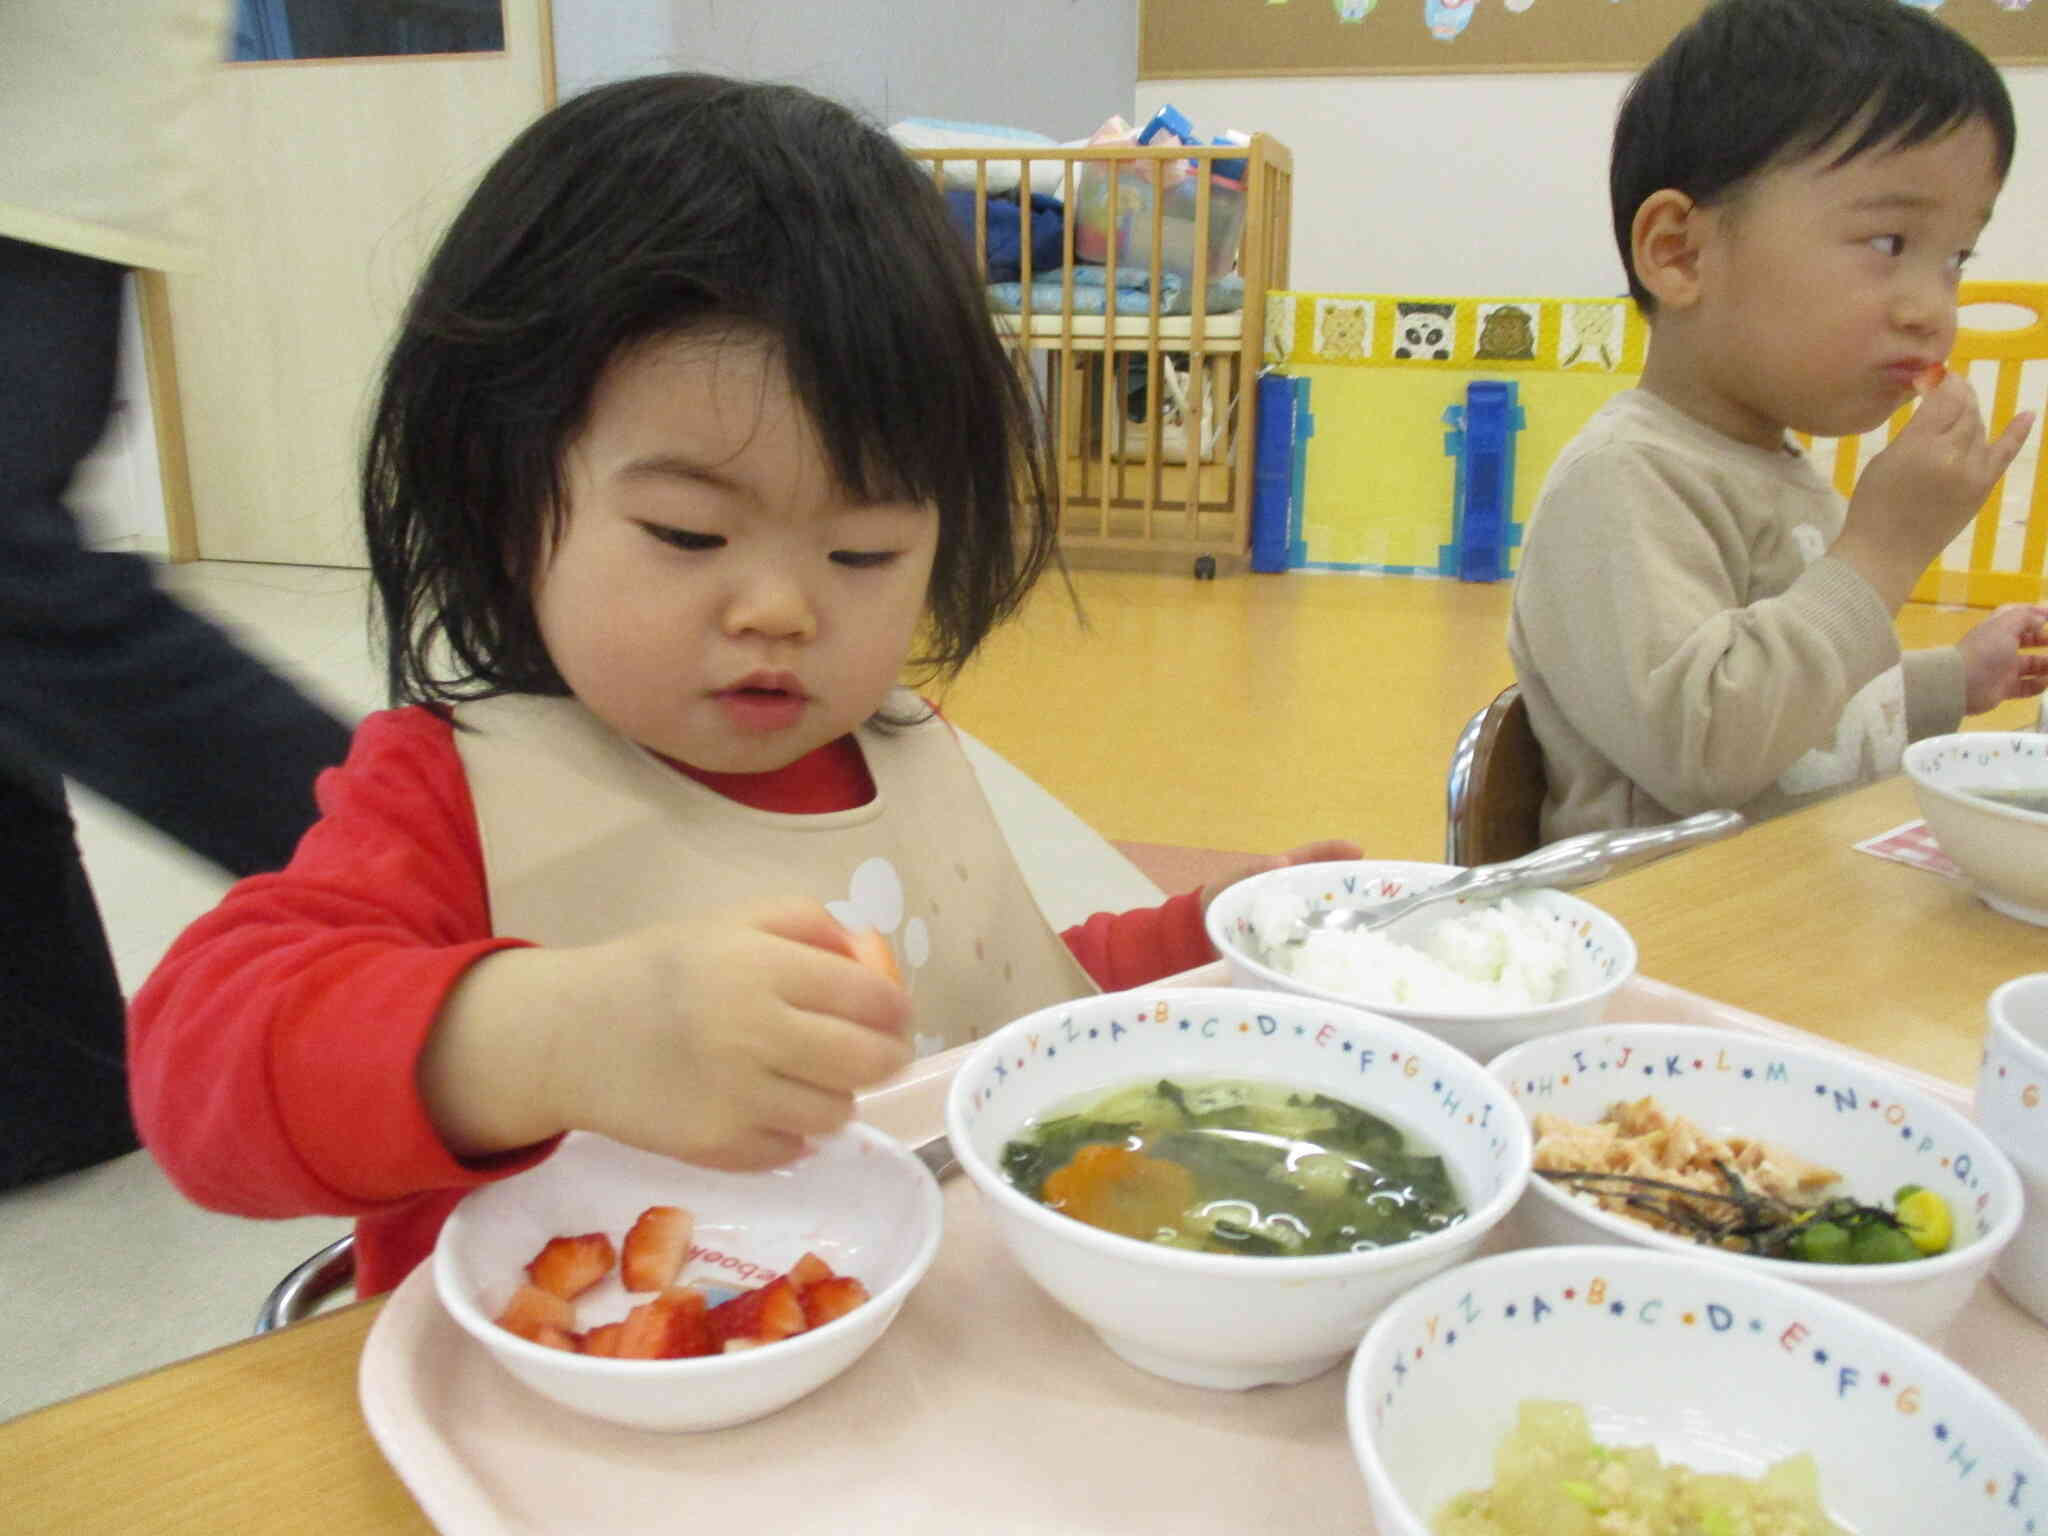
top-left (1041, 1143), bottom-right (1197, 1240)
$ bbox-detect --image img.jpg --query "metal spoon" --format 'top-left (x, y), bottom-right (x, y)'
top-left (911, 1130), bottom-right (960, 1184)
top-left (1285, 809), bottom-right (1746, 942)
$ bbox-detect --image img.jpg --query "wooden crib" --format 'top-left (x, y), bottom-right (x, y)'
top-left (911, 137), bottom-right (1293, 575)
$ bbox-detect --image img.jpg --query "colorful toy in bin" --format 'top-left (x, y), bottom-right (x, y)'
top-left (1441, 380), bottom-right (1525, 582)
top-left (1137, 104), bottom-right (1196, 148)
top-left (1074, 105), bottom-right (1251, 280)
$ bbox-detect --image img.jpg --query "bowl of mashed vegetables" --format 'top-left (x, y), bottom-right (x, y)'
top-left (943, 986), bottom-right (1531, 1390)
top-left (1348, 1245), bottom-right (2048, 1535)
top-left (1205, 860), bottom-right (1637, 1061)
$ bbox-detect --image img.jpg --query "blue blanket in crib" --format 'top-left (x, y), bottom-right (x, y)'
top-left (987, 267), bottom-right (1244, 317)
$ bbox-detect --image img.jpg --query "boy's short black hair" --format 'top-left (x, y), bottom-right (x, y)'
top-left (1611, 0), bottom-right (2016, 310)
top-left (365, 73), bottom-right (1057, 707)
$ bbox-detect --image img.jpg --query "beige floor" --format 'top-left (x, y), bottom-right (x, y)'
top-left (3, 556), bottom-right (2037, 1424)
top-left (935, 564), bottom-right (2044, 861)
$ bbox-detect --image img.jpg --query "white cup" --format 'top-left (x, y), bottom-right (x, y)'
top-left (1980, 973), bottom-right (2048, 1324)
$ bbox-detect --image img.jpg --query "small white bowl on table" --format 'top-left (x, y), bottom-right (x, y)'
top-left (1486, 1021), bottom-right (2022, 1340)
top-left (1904, 731), bottom-right (2048, 925)
top-left (1204, 859), bottom-right (1637, 1062)
top-left (1346, 1244), bottom-right (2048, 1536)
top-left (1981, 972), bottom-right (2048, 1326)
top-left (943, 984), bottom-right (1532, 1391)
top-left (433, 1126), bottom-right (942, 1432)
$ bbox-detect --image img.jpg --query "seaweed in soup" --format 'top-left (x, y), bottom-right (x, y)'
top-left (1001, 1077), bottom-right (1466, 1256)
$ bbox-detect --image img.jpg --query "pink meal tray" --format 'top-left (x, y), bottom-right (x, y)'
top-left (358, 972), bottom-right (2048, 1533)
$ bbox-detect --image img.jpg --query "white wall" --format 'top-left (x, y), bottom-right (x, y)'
top-left (552, 0), bottom-right (1137, 138)
top-left (112, 14), bottom-right (2045, 556)
top-left (104, 1), bottom-right (1139, 558)
top-left (1139, 70), bottom-right (2048, 296)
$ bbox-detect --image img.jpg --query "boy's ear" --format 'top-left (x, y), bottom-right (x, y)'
top-left (1631, 189), bottom-right (1707, 310)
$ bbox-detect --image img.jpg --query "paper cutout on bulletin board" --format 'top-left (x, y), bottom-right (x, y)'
top-left (1140, 0), bottom-right (2045, 77)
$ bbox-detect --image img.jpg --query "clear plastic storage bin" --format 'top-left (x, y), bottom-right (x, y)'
top-left (1074, 161), bottom-right (1246, 281)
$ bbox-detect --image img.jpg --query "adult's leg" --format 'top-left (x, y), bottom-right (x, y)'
top-left (0, 761), bottom-right (136, 1187)
top-left (0, 236), bottom-right (354, 877)
top-left (0, 235), bottom-right (353, 1187)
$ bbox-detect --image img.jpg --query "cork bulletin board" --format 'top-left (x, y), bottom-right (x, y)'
top-left (1139, 0), bottom-right (2048, 77)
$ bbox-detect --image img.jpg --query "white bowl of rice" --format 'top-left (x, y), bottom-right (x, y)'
top-left (1486, 1022), bottom-right (2022, 1341)
top-left (1204, 860), bottom-right (1636, 1063)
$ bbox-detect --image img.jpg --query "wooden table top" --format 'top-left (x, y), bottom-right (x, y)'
top-left (1586, 775), bottom-right (2043, 1090)
top-left (9, 774), bottom-right (2042, 1533)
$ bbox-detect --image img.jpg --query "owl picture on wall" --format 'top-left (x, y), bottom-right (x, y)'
top-left (1314, 298), bottom-right (1373, 360)
top-left (1393, 301), bottom-right (1456, 361)
top-left (1333, 0), bottom-right (1378, 17)
top-left (1558, 301), bottom-right (1625, 370)
top-left (1474, 302), bottom-right (1538, 361)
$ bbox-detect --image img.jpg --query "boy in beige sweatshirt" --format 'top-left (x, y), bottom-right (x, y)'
top-left (1509, 0), bottom-right (2048, 843)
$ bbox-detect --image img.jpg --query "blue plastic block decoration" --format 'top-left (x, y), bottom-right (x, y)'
top-left (1252, 372), bottom-right (1312, 573)
top-left (1440, 380), bottom-right (1525, 582)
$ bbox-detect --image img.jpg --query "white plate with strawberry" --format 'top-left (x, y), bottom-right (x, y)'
top-left (429, 1126), bottom-right (943, 1433)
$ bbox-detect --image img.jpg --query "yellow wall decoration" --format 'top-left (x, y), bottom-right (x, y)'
top-left (1265, 292), bottom-right (1648, 373)
top-left (1263, 284), bottom-right (2048, 605)
top-left (1262, 292), bottom-right (1648, 575)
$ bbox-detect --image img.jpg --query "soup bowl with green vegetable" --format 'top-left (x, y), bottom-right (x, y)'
top-left (943, 986), bottom-right (1531, 1390)
top-left (1904, 731), bottom-right (2048, 925)
top-left (1487, 1022), bottom-right (2022, 1341)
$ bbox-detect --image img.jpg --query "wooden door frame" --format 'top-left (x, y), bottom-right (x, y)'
top-left (140, 1), bottom-right (556, 562)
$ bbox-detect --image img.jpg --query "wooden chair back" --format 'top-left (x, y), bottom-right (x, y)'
top-left (1444, 684), bottom-right (1546, 867)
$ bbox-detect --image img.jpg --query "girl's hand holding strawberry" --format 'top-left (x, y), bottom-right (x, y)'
top-left (419, 903), bottom-right (912, 1173)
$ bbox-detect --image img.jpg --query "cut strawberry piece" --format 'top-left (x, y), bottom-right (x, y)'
top-left (799, 1274), bottom-right (870, 1329)
top-left (844, 926), bottom-right (902, 984)
top-left (531, 1323), bottom-right (581, 1353)
top-left (787, 1251), bottom-right (835, 1292)
top-left (706, 1274), bottom-right (807, 1346)
top-left (617, 1286), bottom-right (713, 1359)
top-left (581, 1321), bottom-right (626, 1358)
top-left (524, 1231), bottom-right (615, 1300)
top-left (1915, 362), bottom-right (1948, 394)
top-left (620, 1204), bottom-right (693, 1293)
top-left (494, 1283), bottom-right (576, 1342)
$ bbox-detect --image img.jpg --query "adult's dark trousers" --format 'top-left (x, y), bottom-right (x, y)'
top-left (0, 235), bottom-right (354, 1189)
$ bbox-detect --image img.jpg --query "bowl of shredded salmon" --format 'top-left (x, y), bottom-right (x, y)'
top-left (1486, 1022), bottom-right (2022, 1340)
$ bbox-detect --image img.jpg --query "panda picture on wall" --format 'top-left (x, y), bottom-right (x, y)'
top-left (1393, 301), bottom-right (1455, 361)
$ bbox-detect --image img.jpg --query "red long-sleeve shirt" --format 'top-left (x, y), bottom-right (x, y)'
top-left (129, 705), bottom-right (1210, 1293)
